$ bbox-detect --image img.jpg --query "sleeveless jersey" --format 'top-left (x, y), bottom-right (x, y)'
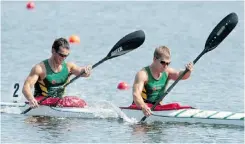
top-left (34, 59), bottom-right (69, 97)
top-left (141, 66), bottom-right (168, 103)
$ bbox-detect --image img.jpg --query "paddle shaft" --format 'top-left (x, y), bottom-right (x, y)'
top-left (63, 57), bottom-right (107, 88)
top-left (20, 96), bottom-right (51, 114)
top-left (140, 50), bottom-right (205, 121)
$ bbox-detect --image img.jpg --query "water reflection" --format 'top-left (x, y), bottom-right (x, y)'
top-left (130, 122), bottom-right (164, 143)
top-left (129, 121), bottom-right (244, 143)
top-left (132, 122), bottom-right (163, 134)
top-left (24, 116), bottom-right (73, 141)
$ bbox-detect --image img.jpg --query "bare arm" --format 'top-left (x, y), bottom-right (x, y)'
top-left (22, 64), bottom-right (43, 107)
top-left (67, 62), bottom-right (92, 77)
top-left (133, 70), bottom-right (152, 116)
top-left (167, 62), bottom-right (193, 80)
top-left (133, 70), bottom-right (147, 108)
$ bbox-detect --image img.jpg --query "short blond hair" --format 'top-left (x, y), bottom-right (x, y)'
top-left (154, 46), bottom-right (171, 59)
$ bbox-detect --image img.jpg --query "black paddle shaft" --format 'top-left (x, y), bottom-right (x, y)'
top-left (63, 57), bottom-right (107, 88)
top-left (20, 96), bottom-right (51, 114)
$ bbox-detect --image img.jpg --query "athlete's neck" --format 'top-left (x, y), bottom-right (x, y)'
top-left (149, 64), bottom-right (161, 79)
top-left (48, 57), bottom-right (62, 72)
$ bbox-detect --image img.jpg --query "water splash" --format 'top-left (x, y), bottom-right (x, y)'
top-left (86, 100), bottom-right (137, 123)
top-left (102, 101), bottom-right (138, 124)
top-left (0, 101), bottom-right (138, 124)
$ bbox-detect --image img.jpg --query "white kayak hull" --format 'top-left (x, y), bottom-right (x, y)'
top-left (1, 102), bottom-right (244, 126)
top-left (0, 102), bottom-right (117, 118)
top-left (120, 108), bottom-right (244, 126)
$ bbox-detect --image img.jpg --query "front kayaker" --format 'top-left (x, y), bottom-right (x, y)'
top-left (22, 38), bottom-right (92, 108)
top-left (132, 46), bottom-right (194, 117)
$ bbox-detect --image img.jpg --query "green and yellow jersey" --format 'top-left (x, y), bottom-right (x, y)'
top-left (34, 59), bottom-right (70, 97)
top-left (141, 66), bottom-right (169, 104)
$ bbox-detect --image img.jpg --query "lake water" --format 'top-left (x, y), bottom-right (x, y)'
top-left (1, 1), bottom-right (244, 143)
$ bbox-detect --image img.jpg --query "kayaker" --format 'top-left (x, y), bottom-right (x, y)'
top-left (22, 38), bottom-right (92, 108)
top-left (132, 46), bottom-right (194, 117)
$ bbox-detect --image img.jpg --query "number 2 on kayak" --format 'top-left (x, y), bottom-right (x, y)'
top-left (13, 83), bottom-right (19, 97)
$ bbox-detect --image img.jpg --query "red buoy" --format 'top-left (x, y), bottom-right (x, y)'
top-left (69, 35), bottom-right (80, 44)
top-left (117, 82), bottom-right (129, 90)
top-left (26, 2), bottom-right (35, 10)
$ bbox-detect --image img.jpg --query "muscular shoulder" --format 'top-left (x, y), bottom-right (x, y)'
top-left (27, 63), bottom-right (45, 81)
top-left (32, 63), bottom-right (44, 75)
top-left (135, 68), bottom-right (148, 83)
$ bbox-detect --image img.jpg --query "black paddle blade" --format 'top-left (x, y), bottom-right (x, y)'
top-left (106, 30), bottom-right (145, 59)
top-left (204, 12), bottom-right (238, 52)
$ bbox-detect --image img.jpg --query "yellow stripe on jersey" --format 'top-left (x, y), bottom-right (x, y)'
top-left (39, 83), bottom-right (48, 93)
top-left (42, 92), bottom-right (48, 96)
top-left (141, 87), bottom-right (147, 100)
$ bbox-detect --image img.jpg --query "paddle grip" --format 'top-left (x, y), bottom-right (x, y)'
top-left (21, 107), bottom-right (32, 114)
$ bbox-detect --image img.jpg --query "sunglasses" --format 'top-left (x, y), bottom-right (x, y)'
top-left (56, 51), bottom-right (69, 58)
top-left (158, 59), bottom-right (171, 66)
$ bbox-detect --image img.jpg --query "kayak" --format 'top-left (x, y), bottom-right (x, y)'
top-left (1, 100), bottom-right (244, 126)
top-left (0, 101), bottom-right (117, 118)
top-left (120, 103), bottom-right (244, 126)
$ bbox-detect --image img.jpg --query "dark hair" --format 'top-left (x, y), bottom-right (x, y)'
top-left (52, 38), bottom-right (70, 52)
